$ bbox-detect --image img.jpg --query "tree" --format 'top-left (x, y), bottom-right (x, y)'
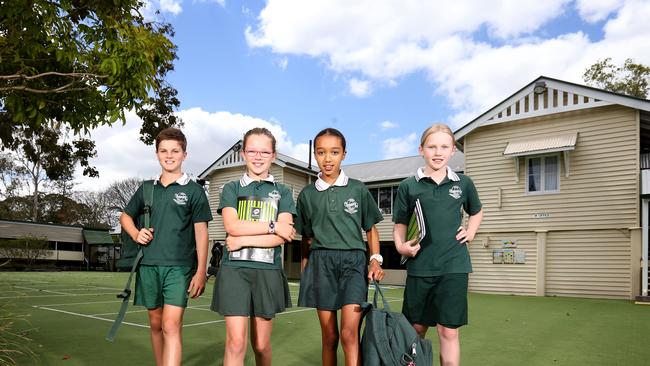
top-left (102, 177), bottom-right (141, 211)
top-left (1, 0), bottom-right (182, 219)
top-left (0, 153), bottom-right (27, 200)
top-left (583, 58), bottom-right (650, 98)
top-left (0, 236), bottom-right (50, 267)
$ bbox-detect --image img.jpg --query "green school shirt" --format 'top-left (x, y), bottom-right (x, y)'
top-left (218, 175), bottom-right (296, 269)
top-left (296, 172), bottom-right (383, 251)
top-left (392, 167), bottom-right (482, 276)
top-left (124, 173), bottom-right (213, 267)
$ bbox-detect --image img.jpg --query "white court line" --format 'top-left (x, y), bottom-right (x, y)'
top-left (13, 286), bottom-right (117, 293)
top-left (39, 299), bottom-right (123, 307)
top-left (78, 285), bottom-right (124, 290)
top-left (92, 309), bottom-right (149, 316)
top-left (182, 299), bottom-right (404, 328)
top-left (0, 292), bottom-right (116, 299)
top-left (13, 285), bottom-right (72, 295)
top-left (32, 305), bottom-right (149, 328)
top-left (0, 279), bottom-right (50, 284)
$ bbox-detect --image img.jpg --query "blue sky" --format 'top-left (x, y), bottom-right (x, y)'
top-left (79, 0), bottom-right (650, 191)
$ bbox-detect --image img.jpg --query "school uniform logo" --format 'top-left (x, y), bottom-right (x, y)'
top-left (344, 198), bottom-right (359, 214)
top-left (173, 192), bottom-right (188, 205)
top-left (449, 186), bottom-right (462, 199)
top-left (268, 189), bottom-right (281, 200)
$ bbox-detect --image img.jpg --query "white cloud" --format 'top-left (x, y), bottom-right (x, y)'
top-left (380, 121), bottom-right (399, 130)
top-left (276, 57), bottom-right (289, 70)
top-left (74, 108), bottom-right (308, 191)
top-left (141, 0), bottom-right (182, 18)
top-left (245, 0), bottom-right (650, 129)
top-left (348, 78), bottom-right (371, 97)
top-left (194, 0), bottom-right (226, 7)
top-left (575, 0), bottom-right (625, 23)
top-left (381, 133), bottom-right (417, 159)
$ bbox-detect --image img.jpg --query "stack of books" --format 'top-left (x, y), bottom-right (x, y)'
top-left (401, 198), bottom-right (426, 264)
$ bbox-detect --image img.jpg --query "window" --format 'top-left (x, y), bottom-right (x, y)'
top-left (368, 186), bottom-right (398, 214)
top-left (526, 155), bottom-right (560, 194)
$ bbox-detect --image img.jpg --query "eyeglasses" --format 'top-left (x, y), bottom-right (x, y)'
top-left (244, 150), bottom-right (273, 158)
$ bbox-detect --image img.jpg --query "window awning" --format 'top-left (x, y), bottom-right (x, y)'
top-left (83, 229), bottom-right (114, 245)
top-left (503, 133), bottom-right (578, 157)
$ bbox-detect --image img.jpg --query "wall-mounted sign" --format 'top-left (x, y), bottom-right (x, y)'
top-left (533, 213), bottom-right (550, 219)
top-left (493, 249), bottom-right (526, 264)
top-left (502, 239), bottom-right (517, 248)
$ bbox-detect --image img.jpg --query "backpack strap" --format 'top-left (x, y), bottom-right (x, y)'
top-left (106, 180), bottom-right (154, 342)
top-left (372, 280), bottom-right (391, 311)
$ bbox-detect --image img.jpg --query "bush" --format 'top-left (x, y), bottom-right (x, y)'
top-left (0, 302), bottom-right (36, 365)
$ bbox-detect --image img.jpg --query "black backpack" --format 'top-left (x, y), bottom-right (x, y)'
top-left (361, 281), bottom-right (433, 366)
top-left (116, 180), bottom-right (154, 270)
top-left (107, 180), bottom-right (153, 342)
top-left (207, 241), bottom-right (223, 278)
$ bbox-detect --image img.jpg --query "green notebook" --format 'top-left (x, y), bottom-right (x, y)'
top-left (401, 198), bottom-right (425, 265)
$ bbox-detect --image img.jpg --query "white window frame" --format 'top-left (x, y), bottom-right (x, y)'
top-left (525, 154), bottom-right (561, 195)
top-left (368, 185), bottom-right (398, 215)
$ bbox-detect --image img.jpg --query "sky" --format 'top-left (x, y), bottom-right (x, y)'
top-left (76, 0), bottom-right (650, 191)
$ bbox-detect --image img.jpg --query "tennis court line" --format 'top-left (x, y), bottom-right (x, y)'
top-left (0, 292), bottom-right (117, 299)
top-left (182, 298), bottom-right (404, 328)
top-left (13, 285), bottom-right (73, 295)
top-left (32, 305), bottom-right (149, 328)
top-left (12, 285), bottom-right (119, 293)
top-left (39, 299), bottom-right (123, 307)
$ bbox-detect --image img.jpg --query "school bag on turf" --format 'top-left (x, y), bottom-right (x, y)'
top-left (106, 180), bottom-right (154, 342)
top-left (361, 280), bottom-right (433, 366)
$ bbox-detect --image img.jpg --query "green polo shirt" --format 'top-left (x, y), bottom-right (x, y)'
top-left (296, 177), bottom-right (383, 251)
top-left (393, 169), bottom-right (482, 276)
top-left (124, 175), bottom-right (213, 267)
top-left (218, 178), bottom-right (296, 269)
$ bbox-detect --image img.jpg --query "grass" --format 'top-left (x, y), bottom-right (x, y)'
top-left (0, 271), bottom-right (648, 365)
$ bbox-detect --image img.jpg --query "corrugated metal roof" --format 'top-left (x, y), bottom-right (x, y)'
top-left (503, 133), bottom-right (578, 156)
top-left (0, 220), bottom-right (83, 243)
top-left (83, 229), bottom-right (114, 245)
top-left (344, 152), bottom-right (465, 183)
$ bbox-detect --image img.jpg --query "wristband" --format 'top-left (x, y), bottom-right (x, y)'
top-left (268, 221), bottom-right (275, 234)
top-left (369, 253), bottom-right (383, 266)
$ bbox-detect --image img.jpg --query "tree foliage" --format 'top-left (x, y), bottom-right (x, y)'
top-left (0, 236), bottom-right (50, 267)
top-left (583, 58), bottom-right (650, 98)
top-left (0, 192), bottom-right (109, 227)
top-left (1, 0), bottom-right (182, 219)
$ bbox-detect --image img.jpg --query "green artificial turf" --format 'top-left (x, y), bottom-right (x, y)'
top-left (0, 272), bottom-right (647, 365)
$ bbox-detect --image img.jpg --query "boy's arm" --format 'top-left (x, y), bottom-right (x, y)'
top-left (188, 221), bottom-right (208, 298)
top-left (225, 212), bottom-right (295, 251)
top-left (393, 223), bottom-right (420, 257)
top-left (456, 209), bottom-right (484, 244)
top-left (119, 212), bottom-right (153, 245)
top-left (366, 225), bottom-right (384, 281)
top-left (222, 207), bottom-right (295, 242)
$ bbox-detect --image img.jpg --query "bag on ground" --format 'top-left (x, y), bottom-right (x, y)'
top-left (361, 280), bottom-right (433, 366)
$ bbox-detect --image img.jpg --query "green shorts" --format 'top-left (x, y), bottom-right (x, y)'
top-left (402, 273), bottom-right (468, 329)
top-left (211, 266), bottom-right (291, 318)
top-left (298, 249), bottom-right (368, 311)
top-left (134, 265), bottom-right (194, 309)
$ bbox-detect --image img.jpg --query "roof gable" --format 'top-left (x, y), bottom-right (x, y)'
top-left (198, 140), bottom-right (317, 178)
top-left (456, 76), bottom-right (650, 140)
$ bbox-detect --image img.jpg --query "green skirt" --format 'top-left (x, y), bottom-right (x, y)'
top-left (211, 266), bottom-right (291, 318)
